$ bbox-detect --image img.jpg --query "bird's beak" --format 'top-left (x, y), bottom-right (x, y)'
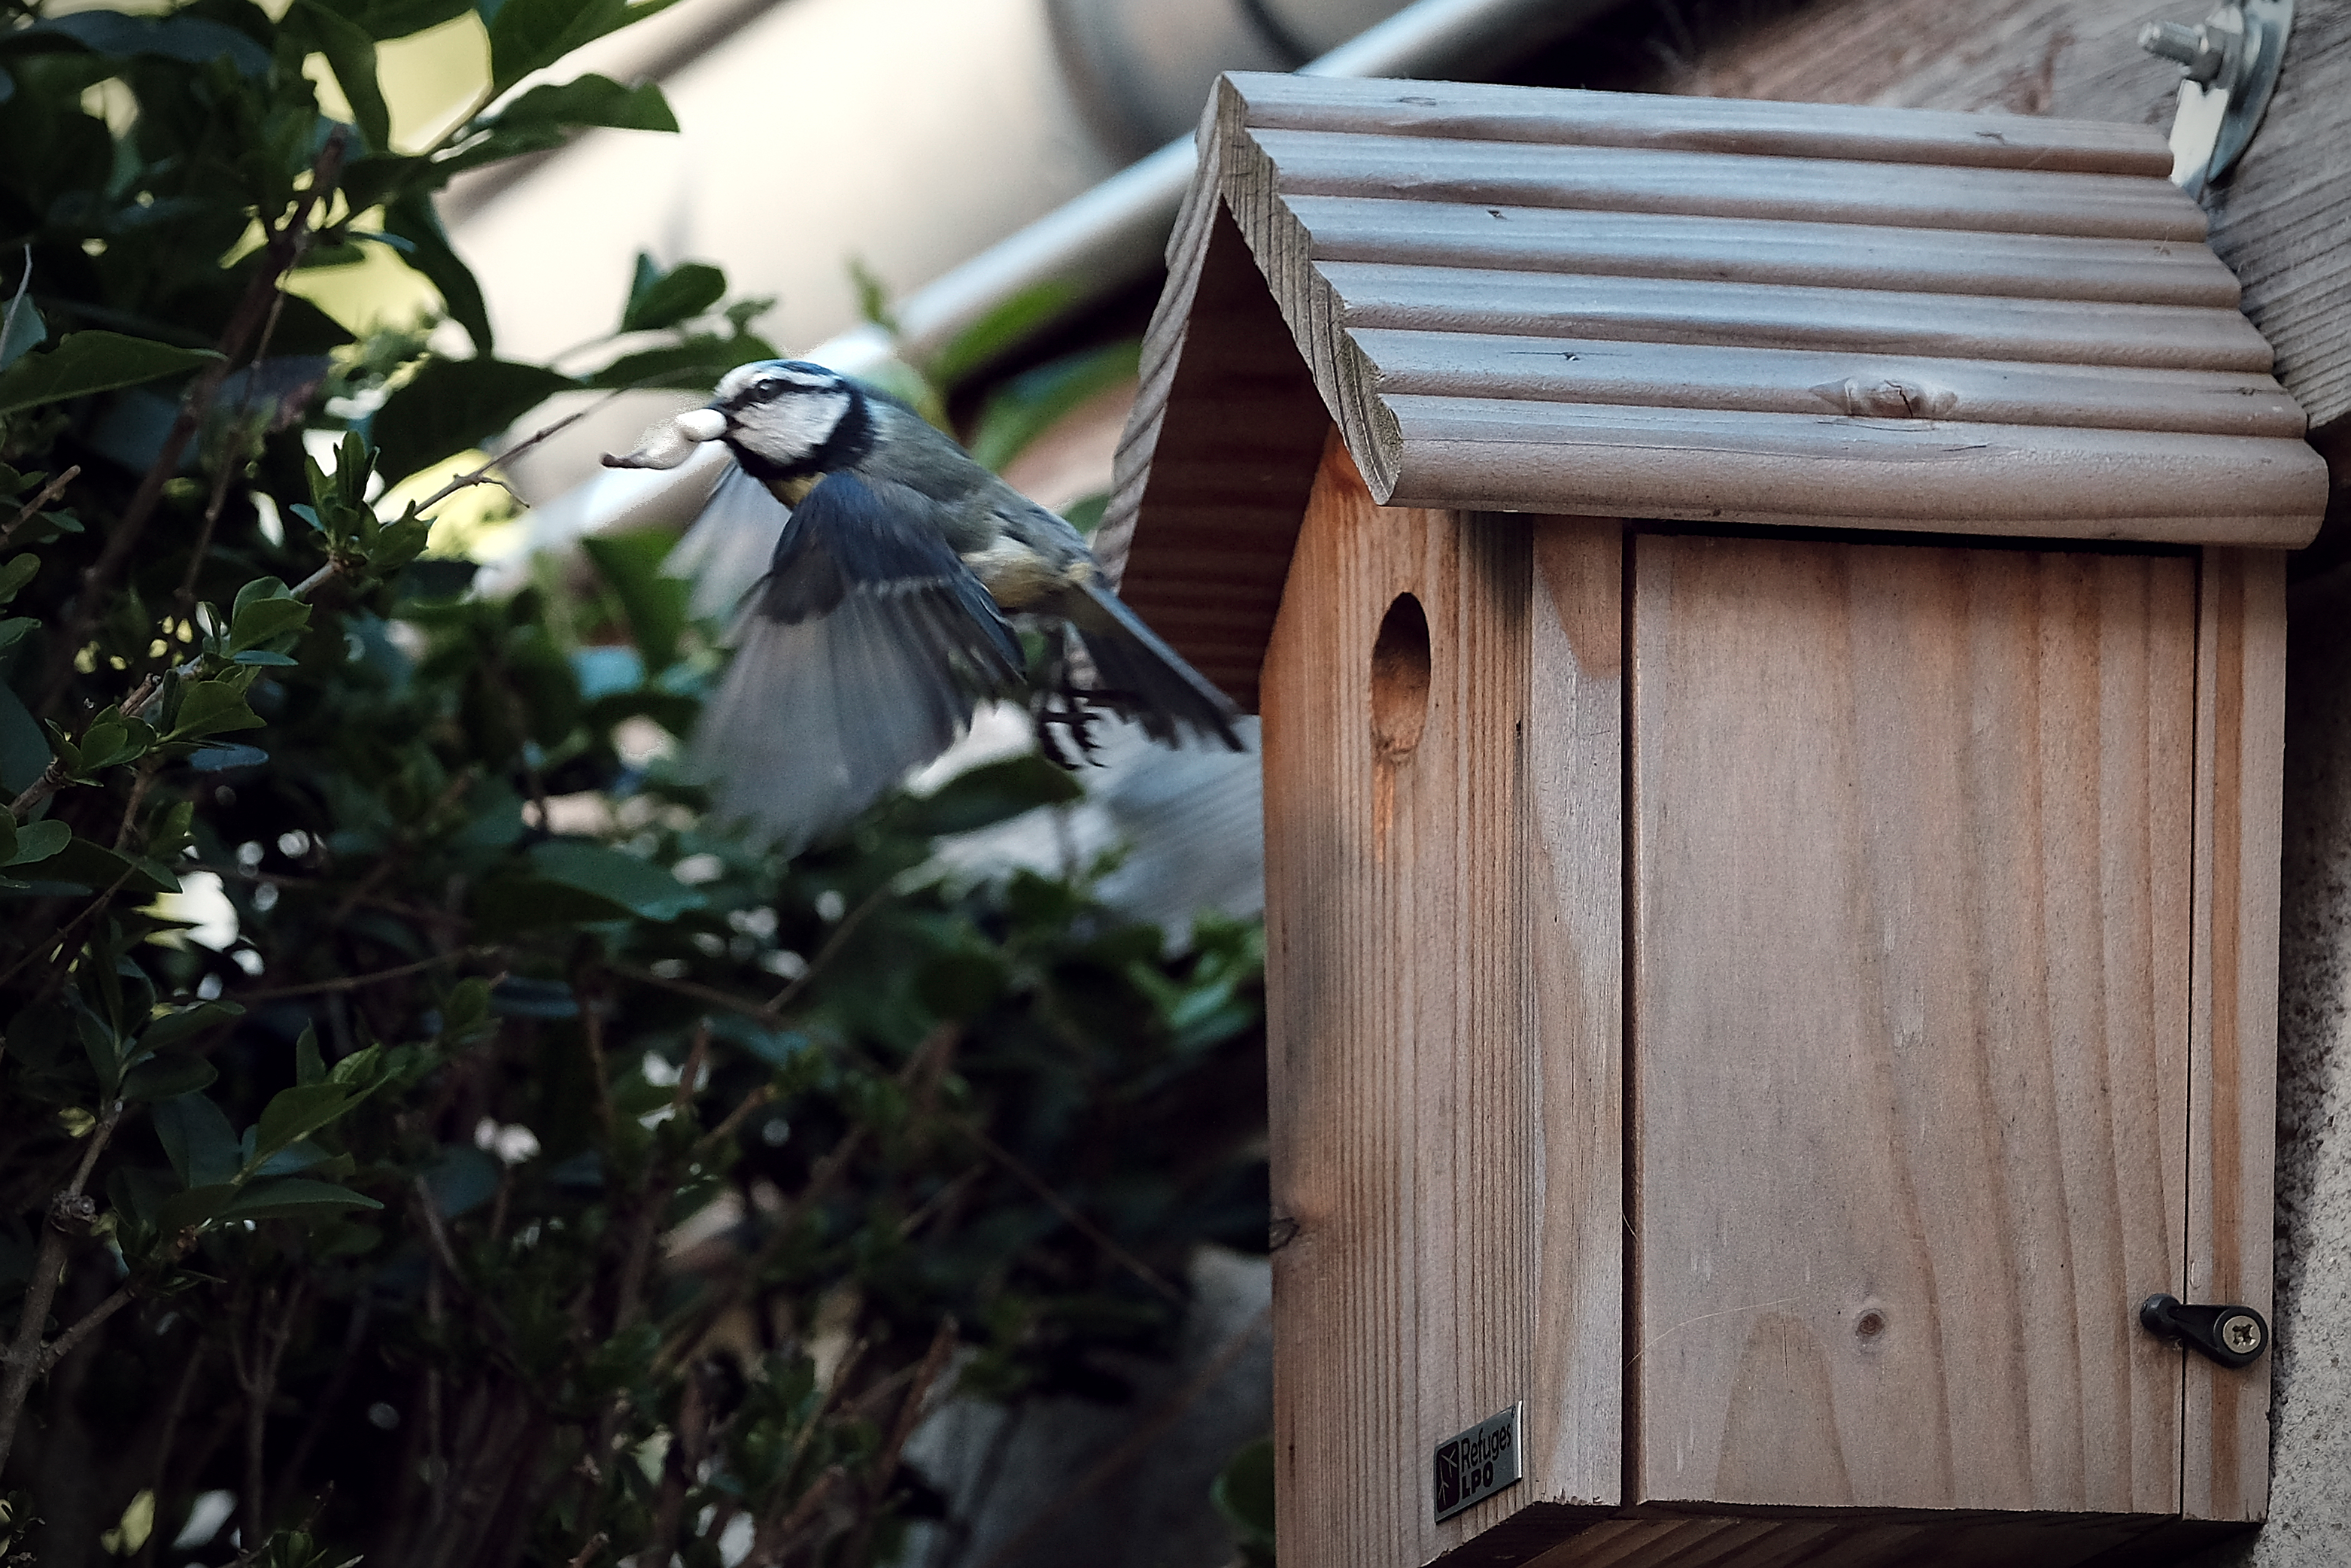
top-left (603, 406), bottom-right (728, 470)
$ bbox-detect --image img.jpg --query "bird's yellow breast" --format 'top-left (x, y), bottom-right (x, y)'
top-left (962, 538), bottom-right (1092, 610)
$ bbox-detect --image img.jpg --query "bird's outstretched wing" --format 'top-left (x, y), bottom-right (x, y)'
top-left (694, 472), bottom-right (1023, 851)
top-left (664, 462), bottom-right (794, 621)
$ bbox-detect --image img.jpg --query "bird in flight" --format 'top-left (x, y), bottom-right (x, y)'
top-left (606, 359), bottom-right (1241, 852)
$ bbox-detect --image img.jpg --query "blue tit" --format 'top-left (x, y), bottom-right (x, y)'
top-left (606, 360), bottom-right (1242, 852)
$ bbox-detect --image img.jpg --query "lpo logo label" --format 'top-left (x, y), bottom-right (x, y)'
top-left (1432, 1402), bottom-right (1523, 1522)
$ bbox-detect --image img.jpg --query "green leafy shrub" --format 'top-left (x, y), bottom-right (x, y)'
top-left (0, 5), bottom-right (1267, 1563)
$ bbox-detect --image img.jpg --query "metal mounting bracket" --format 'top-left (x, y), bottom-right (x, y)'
top-left (2140, 0), bottom-right (2294, 196)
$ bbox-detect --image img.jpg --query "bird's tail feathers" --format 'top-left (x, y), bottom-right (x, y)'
top-left (1068, 579), bottom-right (1243, 751)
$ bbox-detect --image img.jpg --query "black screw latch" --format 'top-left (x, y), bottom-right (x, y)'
top-left (2140, 1293), bottom-right (2270, 1369)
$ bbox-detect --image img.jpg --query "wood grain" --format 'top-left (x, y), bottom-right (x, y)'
top-left (1253, 127), bottom-right (2206, 242)
top-left (2182, 547), bottom-right (2288, 1521)
top-left (1627, 533), bottom-right (2195, 1516)
top-left (1528, 518), bottom-right (1628, 1509)
top-left (1097, 199), bottom-right (1329, 709)
top-left (1320, 262), bottom-right (2272, 372)
top-left (1289, 197), bottom-right (2243, 307)
top-left (1223, 71), bottom-right (2173, 175)
top-left (1383, 400), bottom-right (2325, 545)
top-left (1353, 332), bottom-right (2303, 439)
top-left (1262, 436), bottom-right (1541, 1566)
top-left (1612, 0), bottom-right (2351, 440)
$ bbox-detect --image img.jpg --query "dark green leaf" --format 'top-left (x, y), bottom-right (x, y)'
top-left (297, 1025), bottom-right (326, 1086)
top-left (224, 1178), bottom-right (383, 1220)
top-left (1, 263), bottom-right (44, 372)
top-left (369, 356), bottom-right (576, 484)
top-left (583, 334), bottom-right (771, 394)
top-left (229, 594), bottom-right (311, 652)
top-left (481, 0), bottom-right (686, 90)
top-left (10, 833), bottom-right (177, 895)
top-left (169, 679), bottom-right (264, 740)
top-left (621, 256), bottom-right (724, 333)
top-left (899, 754), bottom-right (1083, 837)
top-left (12, 12), bottom-right (272, 74)
top-left (497, 72), bottom-right (675, 135)
top-left (0, 553), bottom-right (37, 605)
top-left (582, 531), bottom-right (688, 671)
top-left (153, 1093), bottom-right (242, 1188)
top-left (294, 0), bottom-right (393, 150)
top-left (0, 332), bottom-right (218, 418)
top-left (0, 682), bottom-right (49, 794)
top-left (123, 1051), bottom-right (220, 1101)
top-left (530, 840), bottom-right (703, 919)
top-left (139, 1000), bottom-right (242, 1053)
top-left (1, 818), bottom-right (67, 868)
top-left (1210, 1436), bottom-right (1277, 1554)
top-left (154, 1183), bottom-right (239, 1236)
top-left (252, 1083), bottom-right (364, 1171)
top-left (384, 193), bottom-right (492, 354)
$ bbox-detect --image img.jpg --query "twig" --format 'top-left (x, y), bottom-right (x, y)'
top-left (612, 961), bottom-right (782, 1026)
top-left (410, 390), bottom-right (639, 516)
top-left (0, 1099), bottom-right (126, 1475)
top-left (562, 1533), bottom-right (609, 1568)
top-left (670, 1018), bottom-right (712, 1119)
top-left (961, 1124), bottom-right (1183, 1303)
top-left (5, 758), bottom-right (62, 821)
top-left (0, 463), bottom-right (78, 548)
top-left (170, 282), bottom-right (288, 624)
top-left (231, 947), bottom-right (489, 1001)
top-left (34, 1282), bottom-right (134, 1372)
top-left (767, 884), bottom-right (888, 1010)
top-left (39, 130), bottom-right (350, 717)
top-left (0, 864), bottom-right (137, 1001)
top-left (840, 1317), bottom-right (959, 1566)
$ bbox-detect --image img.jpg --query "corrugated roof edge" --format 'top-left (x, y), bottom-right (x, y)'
top-left (1098, 73), bottom-right (2330, 708)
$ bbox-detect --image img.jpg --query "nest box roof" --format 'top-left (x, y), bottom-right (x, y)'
top-left (1098, 72), bottom-right (2329, 708)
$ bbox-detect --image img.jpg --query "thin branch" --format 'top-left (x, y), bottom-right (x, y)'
top-left (6, 758), bottom-right (63, 821)
top-left (1, 463), bottom-right (79, 548)
top-left (35, 1283), bottom-right (135, 1373)
top-left (39, 130), bottom-right (350, 717)
top-left (768, 884), bottom-right (888, 1010)
top-left (962, 1124), bottom-right (1183, 1304)
top-left (612, 961), bottom-right (782, 1026)
top-left (841, 1317), bottom-right (959, 1566)
top-left (231, 947), bottom-right (489, 1001)
top-left (0, 1099), bottom-right (126, 1474)
top-left (562, 1533), bottom-right (609, 1568)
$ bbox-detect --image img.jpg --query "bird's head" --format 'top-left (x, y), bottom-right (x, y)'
top-left (603, 360), bottom-right (864, 477)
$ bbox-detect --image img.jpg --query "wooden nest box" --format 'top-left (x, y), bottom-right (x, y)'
top-left (1098, 74), bottom-right (2328, 1568)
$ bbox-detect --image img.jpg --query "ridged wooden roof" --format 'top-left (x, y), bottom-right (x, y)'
top-left (1098, 73), bottom-right (2329, 708)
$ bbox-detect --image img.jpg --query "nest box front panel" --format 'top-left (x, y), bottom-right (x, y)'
top-left (1630, 533), bottom-right (2197, 1515)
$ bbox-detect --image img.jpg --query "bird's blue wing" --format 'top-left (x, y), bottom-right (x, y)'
top-left (694, 471), bottom-right (1023, 852)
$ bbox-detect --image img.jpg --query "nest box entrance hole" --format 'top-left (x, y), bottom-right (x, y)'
top-left (1370, 591), bottom-right (1431, 760)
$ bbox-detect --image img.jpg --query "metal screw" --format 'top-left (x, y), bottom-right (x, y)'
top-left (2141, 20), bottom-right (2228, 84)
top-left (2221, 1314), bottom-right (2264, 1354)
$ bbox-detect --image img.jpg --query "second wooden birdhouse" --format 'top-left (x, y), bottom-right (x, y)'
top-left (1098, 72), bottom-right (2327, 1568)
